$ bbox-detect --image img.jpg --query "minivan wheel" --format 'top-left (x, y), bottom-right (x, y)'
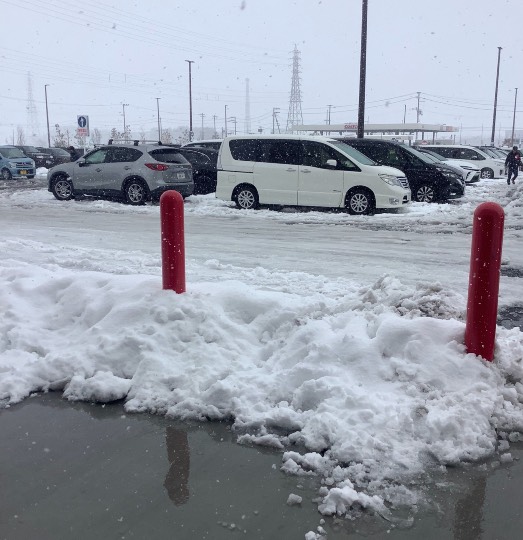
top-left (51, 176), bottom-right (74, 200)
top-left (124, 179), bottom-right (149, 205)
top-left (235, 186), bottom-right (259, 209)
top-left (480, 168), bottom-right (494, 179)
top-left (346, 188), bottom-right (374, 215)
top-left (414, 184), bottom-right (436, 203)
top-left (1, 168), bottom-right (12, 180)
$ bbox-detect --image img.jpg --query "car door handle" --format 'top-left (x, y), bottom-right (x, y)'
top-left (286, 168), bottom-right (297, 172)
top-left (301, 169), bottom-right (311, 173)
top-left (124, 166), bottom-right (131, 170)
top-left (95, 168), bottom-right (102, 172)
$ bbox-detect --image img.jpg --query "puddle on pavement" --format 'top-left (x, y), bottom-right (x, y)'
top-left (2, 393), bottom-right (523, 540)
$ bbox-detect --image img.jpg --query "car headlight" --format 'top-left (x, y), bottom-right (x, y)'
top-left (379, 174), bottom-right (402, 187)
top-left (436, 167), bottom-right (460, 180)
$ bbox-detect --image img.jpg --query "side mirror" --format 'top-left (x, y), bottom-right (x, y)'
top-left (77, 159), bottom-right (87, 167)
top-left (326, 159), bottom-right (337, 168)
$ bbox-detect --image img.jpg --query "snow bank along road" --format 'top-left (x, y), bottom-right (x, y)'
top-left (1, 176), bottom-right (523, 528)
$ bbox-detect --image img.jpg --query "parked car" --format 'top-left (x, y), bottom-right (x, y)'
top-left (14, 145), bottom-right (53, 168)
top-left (47, 142), bottom-right (193, 205)
top-left (339, 139), bottom-right (464, 203)
top-left (0, 146), bottom-right (36, 179)
top-left (421, 145), bottom-right (505, 179)
top-left (37, 147), bottom-right (73, 167)
top-left (183, 139), bottom-right (223, 151)
top-left (474, 146), bottom-right (508, 160)
top-left (216, 135), bottom-right (411, 215)
top-left (415, 147), bottom-right (480, 183)
top-left (176, 147), bottom-right (218, 194)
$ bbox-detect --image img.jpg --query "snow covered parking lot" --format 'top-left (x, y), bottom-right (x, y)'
top-left (1, 176), bottom-right (523, 524)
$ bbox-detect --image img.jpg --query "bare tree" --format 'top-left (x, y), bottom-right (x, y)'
top-left (161, 128), bottom-right (172, 144)
top-left (16, 126), bottom-right (26, 145)
top-left (53, 124), bottom-right (68, 147)
top-left (91, 128), bottom-right (102, 146)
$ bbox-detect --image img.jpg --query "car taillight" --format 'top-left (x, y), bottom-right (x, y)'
top-left (145, 163), bottom-right (169, 171)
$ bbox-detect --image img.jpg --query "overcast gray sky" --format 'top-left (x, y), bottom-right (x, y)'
top-left (1, 0), bottom-right (522, 143)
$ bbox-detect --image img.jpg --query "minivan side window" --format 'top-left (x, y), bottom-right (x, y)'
top-left (229, 139), bottom-right (260, 161)
top-left (302, 141), bottom-right (357, 170)
top-left (258, 140), bottom-right (301, 165)
top-left (353, 143), bottom-right (387, 164)
top-left (460, 148), bottom-right (484, 161)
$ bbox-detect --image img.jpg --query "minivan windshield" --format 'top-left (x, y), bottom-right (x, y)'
top-left (0, 147), bottom-right (26, 158)
top-left (402, 145), bottom-right (435, 164)
top-left (329, 141), bottom-right (376, 165)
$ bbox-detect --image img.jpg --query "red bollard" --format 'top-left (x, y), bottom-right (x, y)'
top-left (465, 202), bottom-right (504, 361)
top-left (160, 190), bottom-right (186, 293)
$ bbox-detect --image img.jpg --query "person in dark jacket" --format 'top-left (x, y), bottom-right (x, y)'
top-left (505, 146), bottom-right (522, 185)
top-left (67, 146), bottom-right (80, 162)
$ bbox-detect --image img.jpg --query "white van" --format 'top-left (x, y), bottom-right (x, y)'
top-left (421, 145), bottom-right (505, 179)
top-left (216, 135), bottom-right (411, 215)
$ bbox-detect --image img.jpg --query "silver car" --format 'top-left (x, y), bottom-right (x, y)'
top-left (47, 143), bottom-right (194, 205)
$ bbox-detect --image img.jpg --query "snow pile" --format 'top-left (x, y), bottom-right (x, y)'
top-left (1, 256), bottom-right (523, 517)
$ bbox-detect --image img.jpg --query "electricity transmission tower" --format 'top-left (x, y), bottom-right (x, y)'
top-left (26, 72), bottom-right (40, 140)
top-left (285, 45), bottom-right (303, 133)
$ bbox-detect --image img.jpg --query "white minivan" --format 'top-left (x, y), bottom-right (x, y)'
top-left (422, 145), bottom-right (505, 179)
top-left (216, 135), bottom-right (411, 215)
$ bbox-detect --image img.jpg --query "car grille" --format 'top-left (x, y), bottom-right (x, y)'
top-left (14, 162), bottom-right (30, 167)
top-left (397, 176), bottom-right (409, 189)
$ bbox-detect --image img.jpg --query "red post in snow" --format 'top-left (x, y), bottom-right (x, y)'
top-left (465, 202), bottom-right (504, 361)
top-left (160, 190), bottom-right (186, 293)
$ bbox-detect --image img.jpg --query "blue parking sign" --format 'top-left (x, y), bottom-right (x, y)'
top-left (77, 115), bottom-right (89, 128)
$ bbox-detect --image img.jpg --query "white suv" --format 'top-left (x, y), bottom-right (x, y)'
top-left (216, 135), bottom-right (411, 215)
top-left (422, 145), bottom-right (505, 179)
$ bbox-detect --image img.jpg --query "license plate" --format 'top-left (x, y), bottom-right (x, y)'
top-left (177, 172), bottom-right (185, 179)
top-left (20, 170), bottom-right (27, 175)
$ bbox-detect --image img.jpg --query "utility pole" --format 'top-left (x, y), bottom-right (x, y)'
top-left (122, 103), bottom-right (129, 140)
top-left (272, 107), bottom-right (280, 134)
top-left (491, 46), bottom-right (502, 146)
top-left (511, 88), bottom-right (518, 146)
top-left (416, 92), bottom-right (421, 123)
top-left (199, 113), bottom-right (205, 140)
top-left (224, 105), bottom-right (228, 137)
top-left (403, 104), bottom-right (406, 123)
top-left (185, 60), bottom-right (194, 142)
top-left (44, 84), bottom-right (51, 147)
top-left (212, 114), bottom-right (217, 137)
top-left (229, 116), bottom-right (237, 135)
top-left (327, 104), bottom-right (333, 125)
top-left (357, 0), bottom-right (368, 139)
top-left (155, 98), bottom-right (161, 141)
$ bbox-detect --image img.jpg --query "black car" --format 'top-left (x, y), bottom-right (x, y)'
top-left (37, 147), bottom-right (73, 167)
top-left (163, 146), bottom-right (218, 195)
top-left (339, 139), bottom-right (465, 203)
top-left (14, 145), bottom-right (53, 168)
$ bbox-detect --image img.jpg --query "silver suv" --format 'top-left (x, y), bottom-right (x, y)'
top-left (47, 141), bottom-right (194, 204)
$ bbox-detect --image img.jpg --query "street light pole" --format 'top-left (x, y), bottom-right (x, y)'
top-left (224, 105), bottom-right (228, 137)
top-left (44, 84), bottom-right (51, 147)
top-left (185, 60), bottom-right (194, 142)
top-left (490, 46), bottom-right (502, 146)
top-left (156, 98), bottom-right (161, 141)
top-left (511, 88), bottom-right (518, 147)
top-left (122, 103), bottom-right (129, 140)
top-left (357, 0), bottom-right (368, 139)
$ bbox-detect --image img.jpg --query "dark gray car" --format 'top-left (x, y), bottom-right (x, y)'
top-left (47, 143), bottom-right (194, 205)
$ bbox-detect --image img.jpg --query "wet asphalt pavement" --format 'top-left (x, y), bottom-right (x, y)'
top-left (2, 391), bottom-right (523, 540)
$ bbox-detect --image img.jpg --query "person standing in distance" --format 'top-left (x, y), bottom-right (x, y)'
top-left (67, 146), bottom-right (80, 162)
top-left (505, 145), bottom-right (522, 185)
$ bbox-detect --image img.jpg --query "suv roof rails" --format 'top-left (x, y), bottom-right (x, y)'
top-left (107, 138), bottom-right (164, 146)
